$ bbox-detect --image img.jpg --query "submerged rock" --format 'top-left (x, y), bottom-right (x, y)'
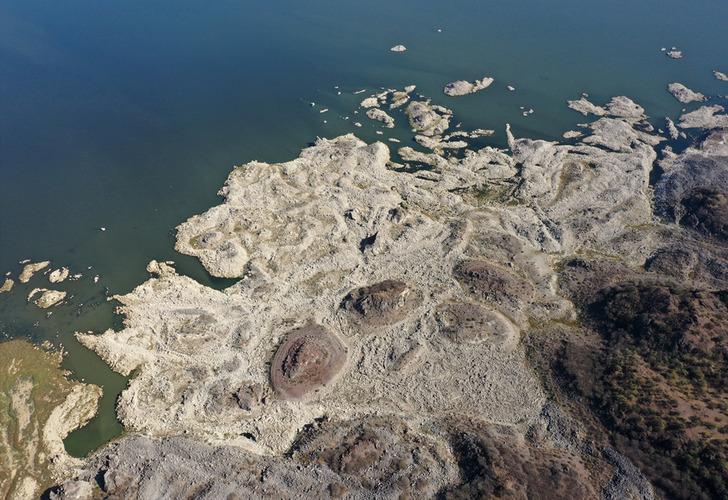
top-left (715, 70), bottom-right (728, 81)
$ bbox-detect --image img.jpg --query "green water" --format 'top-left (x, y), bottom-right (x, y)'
top-left (1, 0), bottom-right (727, 456)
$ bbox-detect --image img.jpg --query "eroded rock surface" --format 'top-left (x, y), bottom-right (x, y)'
top-left (60, 92), bottom-right (728, 498)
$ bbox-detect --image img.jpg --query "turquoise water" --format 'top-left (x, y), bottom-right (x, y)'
top-left (1, 0), bottom-right (727, 456)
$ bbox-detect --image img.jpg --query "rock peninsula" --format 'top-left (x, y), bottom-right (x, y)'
top-left (44, 85), bottom-right (728, 499)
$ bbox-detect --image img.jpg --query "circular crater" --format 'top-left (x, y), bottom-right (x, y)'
top-left (270, 324), bottom-right (347, 401)
top-left (341, 280), bottom-right (421, 326)
top-left (436, 302), bottom-right (518, 346)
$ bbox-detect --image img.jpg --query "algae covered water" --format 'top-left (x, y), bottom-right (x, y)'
top-left (1, 0), bottom-right (727, 456)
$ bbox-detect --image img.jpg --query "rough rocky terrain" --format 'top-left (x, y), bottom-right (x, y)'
top-left (36, 81), bottom-right (728, 499)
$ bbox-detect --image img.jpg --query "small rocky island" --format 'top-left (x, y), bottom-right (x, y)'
top-left (2, 72), bottom-right (725, 499)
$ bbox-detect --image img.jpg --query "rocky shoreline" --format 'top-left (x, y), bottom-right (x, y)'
top-left (2, 73), bottom-right (726, 499)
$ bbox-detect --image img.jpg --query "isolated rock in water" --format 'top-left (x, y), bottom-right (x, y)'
top-left (443, 77), bottom-right (494, 96)
top-left (366, 108), bottom-right (395, 128)
top-left (19, 261), bottom-right (50, 283)
top-left (715, 70), bottom-right (728, 81)
top-left (678, 105), bottom-right (728, 129)
top-left (405, 100), bottom-right (452, 136)
top-left (270, 324), bottom-right (347, 401)
top-left (666, 49), bottom-right (683, 59)
top-left (28, 288), bottom-right (67, 308)
top-left (360, 96), bottom-right (379, 108)
top-left (0, 278), bottom-right (13, 294)
top-left (390, 45), bottom-right (407, 52)
top-left (341, 280), bottom-right (421, 326)
top-left (48, 267), bottom-right (70, 284)
top-left (567, 97), bottom-right (606, 116)
top-left (667, 82), bottom-right (706, 104)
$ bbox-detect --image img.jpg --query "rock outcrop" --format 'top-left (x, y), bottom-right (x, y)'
top-left (667, 82), bottom-right (706, 103)
top-left (443, 76), bottom-right (494, 96)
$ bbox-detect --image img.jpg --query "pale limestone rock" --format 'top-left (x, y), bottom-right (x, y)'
top-left (48, 267), bottom-right (70, 284)
top-left (19, 261), bottom-right (50, 283)
top-left (366, 108), bottom-right (395, 128)
top-left (28, 288), bottom-right (67, 308)
top-left (667, 82), bottom-right (705, 104)
top-left (678, 105), bottom-right (728, 129)
top-left (443, 76), bottom-right (494, 96)
top-left (567, 98), bottom-right (606, 117)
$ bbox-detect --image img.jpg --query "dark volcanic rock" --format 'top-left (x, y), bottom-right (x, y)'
top-left (439, 420), bottom-right (598, 500)
top-left (679, 188), bottom-right (728, 242)
top-left (341, 280), bottom-right (421, 326)
top-left (554, 277), bottom-right (728, 500)
top-left (270, 324), bottom-right (347, 401)
top-left (290, 416), bottom-right (455, 497)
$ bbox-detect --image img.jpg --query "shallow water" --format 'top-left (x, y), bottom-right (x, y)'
top-left (1, 0), bottom-right (727, 456)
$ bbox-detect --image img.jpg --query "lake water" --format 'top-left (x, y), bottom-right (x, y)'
top-left (1, 0), bottom-right (727, 456)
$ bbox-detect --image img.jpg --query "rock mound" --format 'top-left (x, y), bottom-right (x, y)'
top-left (341, 280), bottom-right (421, 326)
top-left (270, 324), bottom-right (347, 401)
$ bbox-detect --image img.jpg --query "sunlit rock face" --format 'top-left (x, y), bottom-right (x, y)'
top-left (65, 95), bottom-right (728, 499)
